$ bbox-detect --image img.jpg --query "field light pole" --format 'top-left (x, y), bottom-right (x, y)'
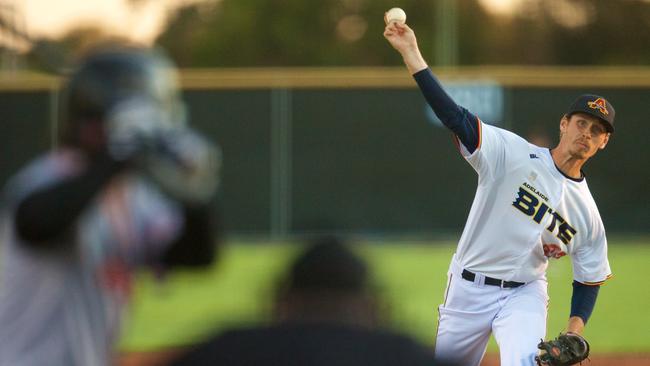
top-left (270, 88), bottom-right (292, 239)
top-left (434, 0), bottom-right (458, 66)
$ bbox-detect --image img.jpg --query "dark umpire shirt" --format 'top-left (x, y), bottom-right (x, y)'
top-left (170, 323), bottom-right (454, 366)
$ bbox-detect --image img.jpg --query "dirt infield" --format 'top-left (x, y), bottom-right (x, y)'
top-left (119, 350), bottom-right (650, 366)
top-left (480, 354), bottom-right (650, 366)
top-left (118, 349), bottom-right (183, 366)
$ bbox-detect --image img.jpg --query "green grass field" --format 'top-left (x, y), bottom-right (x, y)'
top-left (120, 236), bottom-right (650, 355)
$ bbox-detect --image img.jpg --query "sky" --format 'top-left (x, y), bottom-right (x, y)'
top-left (2, 0), bottom-right (208, 48)
top-left (477, 0), bottom-right (526, 15)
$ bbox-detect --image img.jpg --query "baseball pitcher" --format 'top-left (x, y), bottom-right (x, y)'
top-left (384, 21), bottom-right (612, 366)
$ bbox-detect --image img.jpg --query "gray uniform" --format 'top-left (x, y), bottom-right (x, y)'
top-left (0, 149), bottom-right (184, 366)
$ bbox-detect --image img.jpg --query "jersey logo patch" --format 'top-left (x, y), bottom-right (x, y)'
top-left (512, 182), bottom-right (577, 245)
top-left (543, 243), bottom-right (566, 259)
top-left (587, 97), bottom-right (609, 116)
top-left (529, 153), bottom-right (539, 159)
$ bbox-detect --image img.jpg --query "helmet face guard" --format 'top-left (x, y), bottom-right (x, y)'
top-left (59, 46), bottom-right (185, 152)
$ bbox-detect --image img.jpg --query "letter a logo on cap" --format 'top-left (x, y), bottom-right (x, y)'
top-left (588, 98), bottom-right (609, 116)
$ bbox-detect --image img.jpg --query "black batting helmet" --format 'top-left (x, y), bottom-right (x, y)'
top-left (59, 44), bottom-right (185, 150)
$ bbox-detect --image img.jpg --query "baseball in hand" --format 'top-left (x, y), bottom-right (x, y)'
top-left (384, 7), bottom-right (406, 25)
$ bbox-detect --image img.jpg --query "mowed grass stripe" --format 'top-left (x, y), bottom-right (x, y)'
top-left (120, 238), bottom-right (650, 353)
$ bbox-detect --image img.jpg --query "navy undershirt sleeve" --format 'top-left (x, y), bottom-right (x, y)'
top-left (14, 153), bottom-right (127, 246)
top-left (570, 281), bottom-right (600, 324)
top-left (412, 68), bottom-right (481, 153)
top-left (161, 202), bottom-right (219, 268)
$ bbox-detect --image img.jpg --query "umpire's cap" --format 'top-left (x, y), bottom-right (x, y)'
top-left (566, 94), bottom-right (615, 133)
top-left (59, 43), bottom-right (185, 147)
top-left (286, 236), bottom-right (368, 293)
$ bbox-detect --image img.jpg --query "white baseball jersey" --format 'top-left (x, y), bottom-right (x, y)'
top-left (454, 120), bottom-right (612, 284)
top-left (0, 149), bottom-right (184, 366)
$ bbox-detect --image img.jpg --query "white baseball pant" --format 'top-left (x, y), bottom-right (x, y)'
top-left (433, 255), bottom-right (549, 366)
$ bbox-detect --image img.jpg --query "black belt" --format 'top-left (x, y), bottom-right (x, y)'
top-left (461, 269), bottom-right (525, 288)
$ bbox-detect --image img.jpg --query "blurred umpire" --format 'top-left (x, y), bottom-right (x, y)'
top-left (0, 44), bottom-right (221, 366)
top-left (171, 236), bottom-right (458, 366)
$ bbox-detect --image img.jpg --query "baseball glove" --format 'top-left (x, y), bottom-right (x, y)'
top-left (535, 332), bottom-right (590, 366)
top-left (141, 127), bottom-right (221, 205)
top-left (106, 97), bottom-right (177, 161)
top-left (105, 97), bottom-right (220, 204)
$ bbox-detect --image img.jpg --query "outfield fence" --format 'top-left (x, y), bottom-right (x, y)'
top-left (1, 67), bottom-right (648, 237)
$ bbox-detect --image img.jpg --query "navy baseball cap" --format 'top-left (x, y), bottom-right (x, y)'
top-left (566, 94), bottom-right (615, 133)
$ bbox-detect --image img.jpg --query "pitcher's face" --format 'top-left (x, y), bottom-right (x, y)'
top-left (559, 113), bottom-right (610, 160)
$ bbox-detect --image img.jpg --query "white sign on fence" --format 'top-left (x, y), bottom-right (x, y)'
top-left (424, 81), bottom-right (504, 127)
